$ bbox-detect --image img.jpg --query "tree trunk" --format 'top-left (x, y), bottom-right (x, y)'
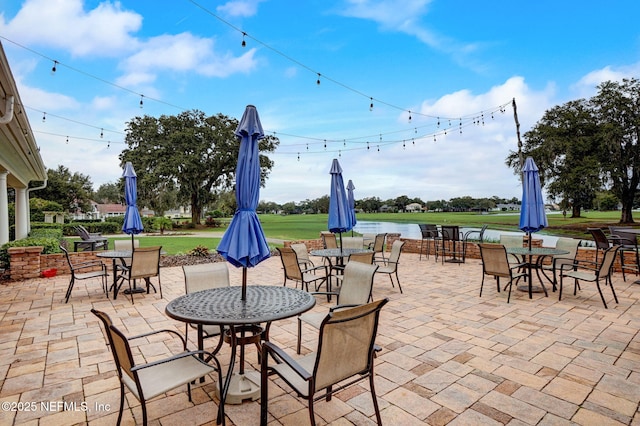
top-left (191, 207), bottom-right (201, 225)
top-left (620, 199), bottom-right (635, 223)
top-left (571, 205), bottom-right (581, 218)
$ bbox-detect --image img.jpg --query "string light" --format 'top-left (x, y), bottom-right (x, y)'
top-left (241, 32), bottom-right (246, 47)
top-left (369, 98), bottom-right (374, 111)
top-left (408, 111), bottom-right (412, 122)
top-left (51, 60), bottom-right (57, 75)
top-left (100, 128), bottom-right (104, 138)
top-left (42, 112), bottom-right (46, 122)
top-left (66, 136), bottom-right (69, 144)
top-left (316, 73), bottom-right (321, 85)
top-left (139, 95), bottom-right (144, 108)
top-left (297, 152), bottom-right (300, 161)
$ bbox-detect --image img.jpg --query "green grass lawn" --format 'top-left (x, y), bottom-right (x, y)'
top-left (66, 210), bottom-right (633, 255)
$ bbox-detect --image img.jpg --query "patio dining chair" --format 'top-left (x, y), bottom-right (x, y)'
top-left (114, 246), bottom-right (162, 303)
top-left (540, 237), bottom-right (580, 291)
top-left (374, 240), bottom-right (405, 293)
top-left (368, 233), bottom-right (387, 264)
top-left (277, 247), bottom-right (328, 292)
top-left (91, 309), bottom-right (222, 426)
top-left (291, 243), bottom-right (316, 270)
top-left (500, 234), bottom-right (525, 266)
top-left (321, 232), bottom-right (338, 249)
top-left (182, 263), bottom-right (230, 354)
top-left (608, 226), bottom-right (640, 282)
top-left (297, 261), bottom-right (378, 354)
top-left (436, 225), bottom-right (466, 263)
top-left (341, 236), bottom-right (364, 249)
top-left (113, 239), bottom-right (140, 270)
top-left (478, 243), bottom-right (527, 303)
top-left (559, 245), bottom-right (620, 309)
top-left (261, 299), bottom-right (388, 426)
top-left (418, 224), bottom-right (439, 260)
top-left (60, 245), bottom-right (108, 303)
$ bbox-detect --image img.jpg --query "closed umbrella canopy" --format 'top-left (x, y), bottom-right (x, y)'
top-left (347, 179), bottom-right (357, 230)
top-left (217, 105), bottom-right (270, 297)
top-left (122, 162), bottom-right (144, 237)
top-left (328, 158), bottom-right (352, 234)
top-left (519, 156), bottom-right (548, 244)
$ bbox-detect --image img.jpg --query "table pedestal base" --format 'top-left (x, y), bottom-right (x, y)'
top-left (216, 372), bottom-right (261, 404)
top-left (123, 287), bottom-right (146, 294)
top-left (517, 284), bottom-right (545, 293)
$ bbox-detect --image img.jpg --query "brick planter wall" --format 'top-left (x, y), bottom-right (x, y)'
top-left (7, 247), bottom-right (103, 281)
top-left (4, 236), bottom-right (635, 281)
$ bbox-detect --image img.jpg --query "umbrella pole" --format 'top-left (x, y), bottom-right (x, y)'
top-left (242, 267), bottom-right (247, 300)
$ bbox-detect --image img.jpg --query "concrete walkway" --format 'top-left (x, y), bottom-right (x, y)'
top-left (1, 253), bottom-right (640, 425)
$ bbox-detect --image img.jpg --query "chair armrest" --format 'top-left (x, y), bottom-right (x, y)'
top-left (74, 261), bottom-right (106, 271)
top-left (263, 341), bottom-right (312, 381)
top-left (128, 328), bottom-right (188, 349)
top-left (509, 262), bottom-right (527, 271)
top-left (329, 303), bottom-right (359, 312)
top-left (131, 349), bottom-right (219, 371)
top-left (303, 265), bottom-right (328, 275)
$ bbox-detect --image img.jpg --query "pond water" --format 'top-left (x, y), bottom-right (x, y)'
top-left (352, 221), bottom-right (567, 247)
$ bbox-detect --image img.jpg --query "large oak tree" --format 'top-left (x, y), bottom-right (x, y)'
top-left (120, 110), bottom-right (278, 224)
top-left (507, 78), bottom-right (640, 223)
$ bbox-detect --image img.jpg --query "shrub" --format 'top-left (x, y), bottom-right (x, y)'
top-left (30, 228), bottom-right (63, 239)
top-left (0, 237), bottom-right (61, 269)
top-left (188, 245), bottom-right (210, 257)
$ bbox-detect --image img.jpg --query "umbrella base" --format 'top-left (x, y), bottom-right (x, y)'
top-left (517, 284), bottom-right (545, 293)
top-left (123, 287), bottom-right (146, 294)
top-left (216, 372), bottom-right (261, 404)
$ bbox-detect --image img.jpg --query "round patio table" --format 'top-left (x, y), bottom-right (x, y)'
top-left (166, 285), bottom-right (315, 425)
top-left (506, 247), bottom-right (569, 299)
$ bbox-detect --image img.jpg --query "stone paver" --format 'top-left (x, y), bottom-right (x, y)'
top-left (1, 251), bottom-right (640, 425)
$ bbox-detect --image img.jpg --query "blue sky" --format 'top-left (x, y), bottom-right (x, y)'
top-left (1, 0), bottom-right (640, 204)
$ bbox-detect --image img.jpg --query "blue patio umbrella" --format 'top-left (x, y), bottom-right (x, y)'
top-left (346, 179), bottom-right (357, 235)
top-left (122, 162), bottom-right (144, 243)
top-left (519, 156), bottom-right (548, 248)
top-left (328, 158), bottom-right (352, 248)
top-left (217, 105), bottom-right (270, 300)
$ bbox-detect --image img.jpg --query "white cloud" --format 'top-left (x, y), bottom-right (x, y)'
top-left (217, 0), bottom-right (266, 18)
top-left (118, 34), bottom-right (258, 80)
top-left (0, 0), bottom-right (142, 57)
top-left (570, 62), bottom-right (640, 99)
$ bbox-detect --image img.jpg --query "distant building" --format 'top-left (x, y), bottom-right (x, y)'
top-left (494, 203), bottom-right (520, 212)
top-left (405, 203), bottom-right (423, 212)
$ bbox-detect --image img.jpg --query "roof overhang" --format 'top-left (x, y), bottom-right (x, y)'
top-left (0, 42), bottom-right (47, 189)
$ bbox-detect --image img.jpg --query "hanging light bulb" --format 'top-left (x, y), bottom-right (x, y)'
top-left (338, 150), bottom-right (341, 157)
top-left (66, 136), bottom-right (69, 144)
top-left (367, 141), bottom-right (370, 150)
top-left (324, 139), bottom-right (327, 149)
top-left (408, 110), bottom-right (412, 122)
top-left (316, 73), bottom-right (321, 85)
top-left (369, 98), bottom-right (374, 111)
top-left (100, 128), bottom-right (104, 138)
top-left (51, 60), bottom-right (58, 75)
top-left (107, 141), bottom-right (110, 149)
top-left (42, 112), bottom-right (46, 122)
top-left (297, 152), bottom-right (300, 161)
top-left (242, 32), bottom-right (247, 47)
top-left (139, 95), bottom-right (144, 108)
